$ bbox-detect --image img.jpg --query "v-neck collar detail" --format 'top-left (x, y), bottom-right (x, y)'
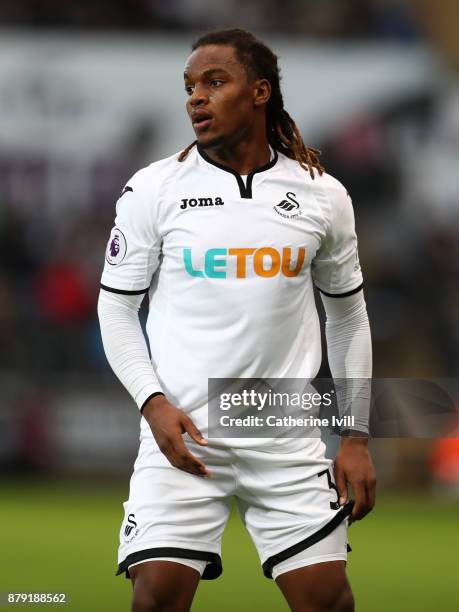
top-left (197, 144), bottom-right (278, 199)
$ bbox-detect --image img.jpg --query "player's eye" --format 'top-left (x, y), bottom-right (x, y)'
top-left (210, 80), bottom-right (224, 87)
top-left (184, 85), bottom-right (194, 95)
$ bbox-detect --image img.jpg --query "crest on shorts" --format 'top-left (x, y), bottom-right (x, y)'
top-left (105, 227), bottom-right (127, 266)
top-left (123, 513), bottom-right (139, 543)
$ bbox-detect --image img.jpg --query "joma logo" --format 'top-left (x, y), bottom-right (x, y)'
top-left (180, 197), bottom-right (224, 210)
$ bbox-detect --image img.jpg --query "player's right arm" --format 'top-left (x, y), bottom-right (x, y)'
top-left (97, 169), bottom-right (208, 477)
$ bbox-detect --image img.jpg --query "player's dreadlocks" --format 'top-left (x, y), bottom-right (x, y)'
top-left (178, 28), bottom-right (324, 179)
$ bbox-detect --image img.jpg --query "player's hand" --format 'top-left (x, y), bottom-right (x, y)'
top-left (142, 395), bottom-right (209, 478)
top-left (334, 436), bottom-right (376, 524)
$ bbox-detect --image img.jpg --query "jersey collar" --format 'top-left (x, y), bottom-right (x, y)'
top-left (196, 144), bottom-right (278, 199)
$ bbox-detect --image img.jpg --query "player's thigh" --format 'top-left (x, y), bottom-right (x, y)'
top-left (276, 560), bottom-right (354, 612)
top-left (130, 560), bottom-right (201, 612)
top-left (236, 442), bottom-right (351, 580)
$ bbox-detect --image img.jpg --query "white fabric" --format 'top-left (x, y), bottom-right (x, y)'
top-left (321, 290), bottom-right (372, 433)
top-left (100, 150), bottom-right (363, 579)
top-left (118, 436), bottom-right (348, 575)
top-left (321, 290), bottom-right (371, 377)
top-left (271, 520), bottom-right (348, 581)
top-left (97, 290), bottom-right (163, 410)
top-left (99, 147), bottom-right (363, 441)
top-left (128, 557), bottom-right (207, 576)
top-left (311, 187), bottom-right (362, 296)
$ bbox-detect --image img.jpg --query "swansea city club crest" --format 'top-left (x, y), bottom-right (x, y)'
top-left (274, 192), bottom-right (302, 219)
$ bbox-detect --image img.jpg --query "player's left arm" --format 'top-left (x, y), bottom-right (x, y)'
top-left (322, 290), bottom-right (376, 523)
top-left (312, 179), bottom-right (376, 523)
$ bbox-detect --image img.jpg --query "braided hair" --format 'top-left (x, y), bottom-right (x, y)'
top-left (178, 28), bottom-right (324, 180)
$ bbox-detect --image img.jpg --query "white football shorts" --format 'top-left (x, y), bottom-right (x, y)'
top-left (116, 437), bottom-right (353, 580)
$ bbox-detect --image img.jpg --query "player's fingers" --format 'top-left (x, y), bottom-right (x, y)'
top-left (156, 434), bottom-right (202, 475)
top-left (350, 480), bottom-right (369, 523)
top-left (334, 464), bottom-right (348, 506)
top-left (169, 435), bottom-right (209, 477)
top-left (169, 448), bottom-right (206, 477)
top-left (182, 415), bottom-right (208, 446)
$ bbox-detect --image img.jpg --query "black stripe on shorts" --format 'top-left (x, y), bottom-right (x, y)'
top-left (262, 500), bottom-right (354, 579)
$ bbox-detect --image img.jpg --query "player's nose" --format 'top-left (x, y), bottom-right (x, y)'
top-left (189, 83), bottom-right (208, 107)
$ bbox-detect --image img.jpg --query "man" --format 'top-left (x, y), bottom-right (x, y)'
top-left (98, 28), bottom-right (375, 612)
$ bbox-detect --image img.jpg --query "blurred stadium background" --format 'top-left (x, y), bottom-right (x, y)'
top-left (1, 1), bottom-right (459, 610)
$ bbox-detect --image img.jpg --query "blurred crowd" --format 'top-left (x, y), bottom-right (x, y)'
top-left (321, 86), bottom-right (459, 379)
top-left (0, 162), bottom-right (127, 377)
top-left (0, 0), bottom-right (418, 40)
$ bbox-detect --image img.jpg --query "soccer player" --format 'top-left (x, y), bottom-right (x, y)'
top-left (98, 28), bottom-right (375, 612)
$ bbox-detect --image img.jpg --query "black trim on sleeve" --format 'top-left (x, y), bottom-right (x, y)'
top-left (140, 392), bottom-right (165, 413)
top-left (262, 500), bottom-right (354, 579)
top-left (116, 547), bottom-right (223, 580)
top-left (100, 284), bottom-right (149, 296)
top-left (316, 284), bottom-right (363, 298)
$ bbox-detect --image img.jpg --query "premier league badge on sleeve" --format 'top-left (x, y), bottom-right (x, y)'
top-left (105, 227), bottom-right (127, 265)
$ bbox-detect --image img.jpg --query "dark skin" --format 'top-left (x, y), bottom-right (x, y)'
top-left (134, 44), bottom-right (376, 612)
top-left (184, 44), bottom-right (272, 174)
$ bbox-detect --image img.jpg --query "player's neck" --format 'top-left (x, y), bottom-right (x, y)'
top-left (202, 133), bottom-right (272, 176)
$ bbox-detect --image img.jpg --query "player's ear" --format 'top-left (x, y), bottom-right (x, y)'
top-left (253, 78), bottom-right (271, 108)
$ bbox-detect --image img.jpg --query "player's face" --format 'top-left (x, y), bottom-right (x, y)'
top-left (184, 45), bottom-right (258, 149)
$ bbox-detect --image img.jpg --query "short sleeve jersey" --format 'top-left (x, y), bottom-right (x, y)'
top-left (101, 146), bottom-right (363, 431)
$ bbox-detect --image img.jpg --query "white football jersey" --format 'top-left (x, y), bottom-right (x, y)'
top-left (101, 146), bottom-right (363, 437)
